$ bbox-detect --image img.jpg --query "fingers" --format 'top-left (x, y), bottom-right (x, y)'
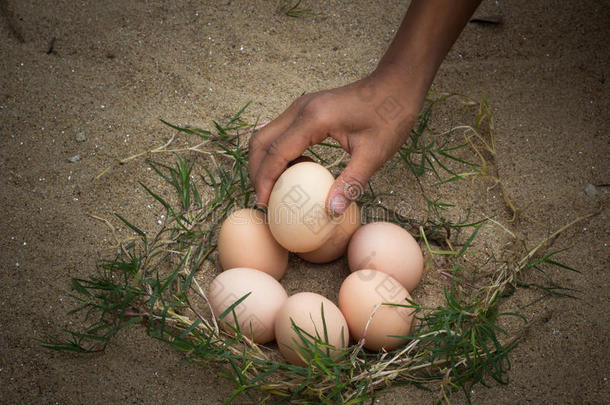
top-left (253, 118), bottom-right (322, 207)
top-left (326, 148), bottom-right (382, 216)
top-left (248, 100), bottom-right (302, 185)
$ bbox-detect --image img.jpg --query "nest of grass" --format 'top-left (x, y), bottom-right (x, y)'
top-left (45, 95), bottom-right (592, 404)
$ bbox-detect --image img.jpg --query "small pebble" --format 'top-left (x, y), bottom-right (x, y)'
top-left (585, 183), bottom-right (598, 197)
top-left (75, 132), bottom-right (86, 142)
top-left (67, 154), bottom-right (81, 163)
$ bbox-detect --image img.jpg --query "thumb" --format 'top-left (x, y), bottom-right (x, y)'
top-left (326, 150), bottom-right (379, 217)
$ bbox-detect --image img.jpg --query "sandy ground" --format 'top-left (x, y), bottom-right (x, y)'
top-left (1, 0), bottom-right (608, 403)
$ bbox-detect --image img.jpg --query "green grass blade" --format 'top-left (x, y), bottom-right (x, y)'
top-left (114, 213), bottom-right (146, 239)
top-left (218, 292), bottom-right (252, 320)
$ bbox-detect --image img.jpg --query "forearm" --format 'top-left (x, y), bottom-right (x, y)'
top-left (249, 0), bottom-right (482, 211)
top-left (374, 0), bottom-right (482, 105)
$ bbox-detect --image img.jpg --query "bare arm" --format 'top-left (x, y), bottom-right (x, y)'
top-left (249, 0), bottom-right (482, 215)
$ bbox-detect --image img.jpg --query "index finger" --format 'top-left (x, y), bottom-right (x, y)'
top-left (253, 118), bottom-right (321, 207)
top-left (248, 100), bottom-right (303, 187)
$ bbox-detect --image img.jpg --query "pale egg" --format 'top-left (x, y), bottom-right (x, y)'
top-left (347, 221), bottom-right (424, 292)
top-left (298, 202), bottom-right (361, 263)
top-left (217, 208), bottom-right (288, 280)
top-left (267, 162), bottom-right (336, 253)
top-left (338, 269), bottom-right (414, 351)
top-left (208, 267), bottom-right (287, 344)
top-left (274, 292), bottom-right (349, 366)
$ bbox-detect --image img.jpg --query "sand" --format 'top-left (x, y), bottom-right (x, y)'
top-left (1, 0), bottom-right (608, 403)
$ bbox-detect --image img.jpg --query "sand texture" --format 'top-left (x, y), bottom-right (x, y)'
top-left (1, 0), bottom-right (608, 403)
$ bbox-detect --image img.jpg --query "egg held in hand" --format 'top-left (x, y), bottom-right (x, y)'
top-left (348, 221), bottom-right (424, 292)
top-left (217, 208), bottom-right (288, 280)
top-left (267, 162), bottom-right (337, 253)
top-left (298, 201), bottom-right (361, 264)
top-left (274, 292), bottom-right (349, 366)
top-left (208, 267), bottom-right (288, 344)
top-left (338, 269), bottom-right (414, 351)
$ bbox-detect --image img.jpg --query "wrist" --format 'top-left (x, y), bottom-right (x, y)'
top-left (373, 61), bottom-right (431, 103)
top-left (363, 66), bottom-right (426, 122)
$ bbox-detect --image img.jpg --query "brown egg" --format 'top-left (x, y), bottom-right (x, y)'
top-left (217, 208), bottom-right (288, 280)
top-left (298, 202), bottom-right (361, 263)
top-left (338, 270), bottom-right (414, 351)
top-left (347, 222), bottom-right (424, 292)
top-left (267, 162), bottom-right (336, 253)
top-left (274, 292), bottom-right (349, 366)
top-left (208, 267), bottom-right (287, 344)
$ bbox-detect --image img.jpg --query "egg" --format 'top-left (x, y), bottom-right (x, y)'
top-left (338, 270), bottom-right (414, 351)
top-left (347, 222), bottom-right (424, 292)
top-left (298, 202), bottom-right (361, 263)
top-left (217, 208), bottom-right (288, 280)
top-left (208, 267), bottom-right (287, 344)
top-left (274, 292), bottom-right (349, 366)
top-left (267, 162), bottom-right (337, 253)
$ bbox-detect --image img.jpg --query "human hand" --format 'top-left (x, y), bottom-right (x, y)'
top-left (248, 71), bottom-right (423, 216)
top-left (249, 0), bottom-right (481, 216)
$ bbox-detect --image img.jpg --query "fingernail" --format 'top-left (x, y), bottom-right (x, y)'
top-left (329, 195), bottom-right (348, 217)
top-left (253, 196), bottom-right (262, 210)
top-left (255, 198), bottom-right (267, 211)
